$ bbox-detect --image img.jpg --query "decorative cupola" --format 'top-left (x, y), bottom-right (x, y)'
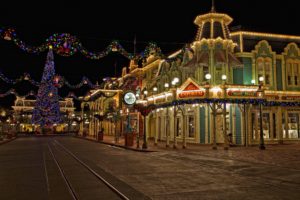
top-left (194, 0), bottom-right (233, 40)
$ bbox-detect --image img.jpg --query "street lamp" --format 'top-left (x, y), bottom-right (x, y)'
top-left (221, 74), bottom-right (227, 81)
top-left (222, 75), bottom-right (229, 150)
top-left (258, 76), bottom-right (266, 150)
top-left (251, 79), bottom-right (256, 85)
top-left (164, 83), bottom-right (171, 147)
top-left (141, 90), bottom-right (148, 149)
top-left (171, 77), bottom-right (180, 149)
top-left (205, 73), bottom-right (212, 82)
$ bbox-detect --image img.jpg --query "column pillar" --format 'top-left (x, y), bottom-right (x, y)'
top-left (284, 109), bottom-right (289, 139)
top-left (277, 107), bottom-right (283, 144)
top-left (154, 113), bottom-right (158, 145)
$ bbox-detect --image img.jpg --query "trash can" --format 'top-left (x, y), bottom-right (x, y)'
top-left (98, 131), bottom-right (103, 141)
top-left (125, 133), bottom-right (134, 146)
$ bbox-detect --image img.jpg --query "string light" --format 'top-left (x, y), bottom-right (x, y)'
top-left (0, 28), bottom-right (165, 60)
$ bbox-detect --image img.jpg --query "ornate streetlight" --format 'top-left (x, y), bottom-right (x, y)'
top-left (258, 76), bottom-right (266, 150)
top-left (164, 83), bottom-right (170, 147)
top-left (222, 74), bottom-right (229, 150)
top-left (171, 77), bottom-right (180, 149)
top-left (142, 90), bottom-right (148, 149)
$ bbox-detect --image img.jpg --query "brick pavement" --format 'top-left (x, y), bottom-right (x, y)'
top-left (78, 134), bottom-right (300, 170)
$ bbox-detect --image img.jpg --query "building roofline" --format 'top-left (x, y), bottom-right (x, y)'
top-left (231, 31), bottom-right (300, 40)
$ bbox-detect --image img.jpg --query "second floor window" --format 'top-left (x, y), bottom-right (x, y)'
top-left (286, 60), bottom-right (300, 87)
top-left (257, 57), bottom-right (272, 86)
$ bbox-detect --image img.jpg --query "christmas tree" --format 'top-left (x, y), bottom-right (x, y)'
top-left (32, 47), bottom-right (61, 127)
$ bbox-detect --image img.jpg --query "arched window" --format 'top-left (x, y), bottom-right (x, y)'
top-left (286, 59), bottom-right (300, 86)
top-left (256, 57), bottom-right (272, 86)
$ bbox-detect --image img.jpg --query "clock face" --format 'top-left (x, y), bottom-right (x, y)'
top-left (123, 92), bottom-right (136, 105)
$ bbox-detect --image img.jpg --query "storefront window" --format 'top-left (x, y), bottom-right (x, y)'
top-left (188, 116), bottom-right (195, 138)
top-left (176, 117), bottom-right (181, 136)
top-left (287, 113), bottom-right (299, 139)
top-left (251, 113), bottom-right (256, 140)
top-left (262, 113), bottom-right (270, 139)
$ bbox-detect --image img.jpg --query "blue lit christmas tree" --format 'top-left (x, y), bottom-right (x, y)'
top-left (32, 47), bottom-right (61, 127)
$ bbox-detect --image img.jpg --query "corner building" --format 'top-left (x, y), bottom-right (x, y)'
top-left (82, 7), bottom-right (300, 147)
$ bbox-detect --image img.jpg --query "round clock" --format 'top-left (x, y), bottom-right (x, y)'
top-left (123, 92), bottom-right (136, 105)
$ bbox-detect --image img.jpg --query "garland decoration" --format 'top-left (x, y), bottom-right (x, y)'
top-left (0, 27), bottom-right (165, 60)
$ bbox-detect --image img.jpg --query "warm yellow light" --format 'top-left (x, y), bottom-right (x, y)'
top-left (259, 77), bottom-right (264, 82)
top-left (49, 45), bottom-right (53, 49)
top-left (205, 74), bottom-right (211, 80)
top-left (221, 75), bottom-right (227, 80)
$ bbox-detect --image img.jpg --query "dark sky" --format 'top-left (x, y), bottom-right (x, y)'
top-left (0, 0), bottom-right (298, 109)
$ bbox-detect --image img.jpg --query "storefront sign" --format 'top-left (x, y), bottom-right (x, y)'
top-left (281, 96), bottom-right (300, 101)
top-left (227, 90), bottom-right (257, 97)
top-left (265, 94), bottom-right (280, 101)
top-left (178, 90), bottom-right (205, 98)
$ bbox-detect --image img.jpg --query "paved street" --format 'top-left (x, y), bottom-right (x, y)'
top-left (1, 136), bottom-right (300, 199)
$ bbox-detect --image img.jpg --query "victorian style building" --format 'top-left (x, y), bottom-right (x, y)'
top-left (12, 97), bottom-right (75, 132)
top-left (80, 4), bottom-right (300, 148)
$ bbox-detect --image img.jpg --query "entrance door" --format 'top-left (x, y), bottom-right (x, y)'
top-left (216, 115), bottom-right (224, 143)
top-left (251, 111), bottom-right (271, 141)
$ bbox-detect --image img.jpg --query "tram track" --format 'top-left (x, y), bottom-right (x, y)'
top-left (47, 139), bottom-right (130, 200)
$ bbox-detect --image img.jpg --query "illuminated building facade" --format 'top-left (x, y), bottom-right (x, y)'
top-left (12, 97), bottom-right (75, 133)
top-left (82, 5), bottom-right (300, 147)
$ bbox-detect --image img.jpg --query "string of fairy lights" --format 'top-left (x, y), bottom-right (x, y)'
top-left (0, 27), bottom-right (185, 101)
top-left (1, 28), bottom-right (299, 107)
top-left (0, 88), bottom-right (116, 101)
top-left (0, 70), bottom-right (100, 89)
top-left (0, 27), bottom-right (165, 59)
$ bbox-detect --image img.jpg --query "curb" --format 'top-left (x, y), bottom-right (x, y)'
top-left (74, 136), bottom-right (156, 152)
top-left (0, 137), bottom-right (17, 146)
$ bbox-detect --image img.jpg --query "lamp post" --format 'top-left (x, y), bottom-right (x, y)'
top-left (164, 83), bottom-right (170, 148)
top-left (205, 74), bottom-right (217, 150)
top-left (0, 110), bottom-right (6, 141)
top-left (152, 87), bottom-right (158, 145)
top-left (142, 90), bottom-right (148, 149)
top-left (171, 77), bottom-right (179, 149)
top-left (258, 76), bottom-right (266, 150)
top-left (222, 75), bottom-right (229, 150)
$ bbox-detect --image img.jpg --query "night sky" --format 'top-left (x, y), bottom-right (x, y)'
top-left (0, 0), bottom-right (298, 110)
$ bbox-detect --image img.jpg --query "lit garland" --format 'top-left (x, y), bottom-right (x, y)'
top-left (0, 88), bottom-right (83, 101)
top-left (0, 70), bottom-right (100, 89)
top-left (142, 98), bottom-right (300, 115)
top-left (0, 27), bottom-right (163, 59)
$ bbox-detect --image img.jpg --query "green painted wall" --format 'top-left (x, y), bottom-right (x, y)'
top-left (276, 59), bottom-right (283, 90)
top-left (200, 106), bottom-right (206, 144)
top-left (242, 57), bottom-right (252, 84)
top-left (208, 106), bottom-right (210, 143)
top-left (233, 69), bottom-right (243, 84)
top-left (235, 106), bottom-right (242, 145)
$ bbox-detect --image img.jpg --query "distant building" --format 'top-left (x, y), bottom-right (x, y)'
top-left (12, 97), bottom-right (75, 133)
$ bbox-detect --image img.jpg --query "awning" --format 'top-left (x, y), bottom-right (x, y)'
top-left (228, 53), bottom-right (243, 68)
top-left (196, 51), bottom-right (209, 66)
top-left (214, 50), bottom-right (226, 64)
top-left (183, 50), bottom-right (209, 67)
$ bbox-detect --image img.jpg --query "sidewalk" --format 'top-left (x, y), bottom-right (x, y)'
top-left (77, 134), bottom-right (300, 169)
top-left (75, 135), bottom-right (156, 152)
top-left (0, 137), bottom-right (17, 145)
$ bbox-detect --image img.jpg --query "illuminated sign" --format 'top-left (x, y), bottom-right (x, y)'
top-left (178, 90), bottom-right (205, 98)
top-left (281, 96), bottom-right (300, 101)
top-left (227, 90), bottom-right (257, 97)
